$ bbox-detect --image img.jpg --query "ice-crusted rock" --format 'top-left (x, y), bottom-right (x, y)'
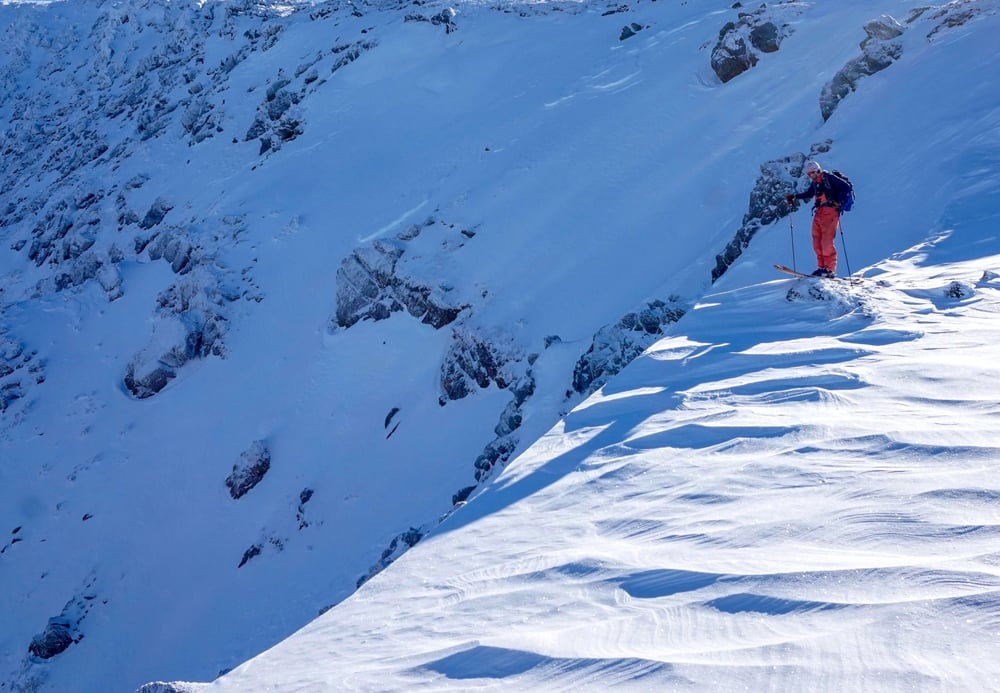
top-left (404, 7), bottom-right (458, 33)
top-left (136, 682), bottom-right (210, 693)
top-left (571, 298), bottom-right (686, 397)
top-left (439, 328), bottom-right (527, 403)
top-left (0, 331), bottom-right (45, 414)
top-left (356, 526), bottom-right (425, 587)
top-left (910, 0), bottom-right (998, 41)
top-left (139, 197), bottom-right (174, 229)
top-left (225, 441), bottom-right (272, 500)
top-left (28, 619), bottom-right (75, 660)
top-left (334, 237), bottom-right (467, 330)
top-left (820, 15), bottom-right (905, 121)
top-left (123, 271), bottom-right (231, 399)
top-left (711, 4), bottom-right (794, 83)
top-left (619, 22), bottom-right (645, 41)
top-left (25, 575), bottom-right (99, 665)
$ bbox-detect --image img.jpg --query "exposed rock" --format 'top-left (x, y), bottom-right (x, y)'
top-left (452, 485), bottom-right (476, 505)
top-left (28, 618), bottom-right (75, 660)
top-left (404, 8), bottom-right (458, 33)
top-left (749, 21), bottom-right (780, 52)
top-left (123, 362), bottom-right (176, 400)
top-left (334, 238), bottom-right (466, 330)
top-left (619, 22), bottom-right (644, 41)
top-left (238, 544), bottom-right (262, 568)
top-left (53, 251), bottom-right (105, 292)
top-left (0, 332), bottom-right (45, 413)
top-left (136, 683), bottom-right (210, 693)
top-left (25, 575), bottom-right (99, 663)
top-left (356, 526), bottom-right (424, 588)
top-left (331, 40), bottom-right (377, 76)
top-left (123, 272), bottom-right (232, 399)
top-left (146, 227), bottom-right (197, 274)
top-left (225, 440), bottom-right (271, 500)
top-left (913, 1), bottom-right (996, 41)
top-left (711, 5), bottom-right (794, 83)
top-left (944, 281), bottom-right (974, 299)
top-left (439, 328), bottom-right (526, 403)
top-left (712, 23), bottom-right (757, 83)
top-left (296, 488), bottom-right (314, 529)
top-left (571, 298), bottom-right (686, 397)
top-left (139, 197), bottom-right (174, 229)
top-left (820, 15), bottom-right (905, 121)
top-left (472, 436), bottom-right (519, 483)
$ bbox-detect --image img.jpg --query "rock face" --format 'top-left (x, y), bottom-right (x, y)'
top-left (25, 574), bottom-right (100, 666)
top-left (225, 441), bottom-right (272, 500)
top-left (619, 22), bottom-right (645, 41)
top-left (334, 234), bottom-right (467, 331)
top-left (571, 299), bottom-right (686, 397)
top-left (820, 15), bottom-right (905, 121)
top-left (711, 5), bottom-right (794, 83)
top-left (27, 619), bottom-right (76, 660)
top-left (439, 328), bottom-right (526, 403)
top-left (0, 332), bottom-right (45, 414)
top-left (356, 526), bottom-right (425, 587)
top-left (123, 272), bottom-right (232, 399)
top-left (404, 8), bottom-right (458, 34)
top-left (910, 1), bottom-right (996, 41)
top-left (135, 683), bottom-right (208, 693)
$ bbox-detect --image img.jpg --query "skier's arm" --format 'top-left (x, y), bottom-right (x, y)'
top-left (792, 182), bottom-right (816, 201)
top-left (786, 182), bottom-right (816, 205)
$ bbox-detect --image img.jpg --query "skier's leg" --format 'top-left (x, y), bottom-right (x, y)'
top-left (815, 207), bottom-right (839, 273)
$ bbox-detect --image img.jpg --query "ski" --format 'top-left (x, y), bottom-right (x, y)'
top-left (773, 264), bottom-right (863, 282)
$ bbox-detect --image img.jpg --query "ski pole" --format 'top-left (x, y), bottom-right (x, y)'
top-left (789, 204), bottom-right (797, 272)
top-left (839, 218), bottom-right (854, 285)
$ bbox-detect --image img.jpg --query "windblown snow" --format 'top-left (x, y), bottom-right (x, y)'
top-left (1, 0), bottom-right (998, 692)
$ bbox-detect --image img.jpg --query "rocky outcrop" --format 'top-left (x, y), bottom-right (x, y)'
top-left (225, 441), bottom-right (271, 500)
top-left (333, 226), bottom-right (469, 330)
top-left (404, 8), bottom-right (458, 33)
top-left (820, 16), bottom-right (905, 121)
top-left (28, 619), bottom-right (75, 661)
top-left (619, 22), bottom-right (645, 41)
top-left (123, 270), bottom-right (233, 399)
top-left (0, 0), bottom-right (372, 317)
top-left (139, 197), bottom-right (174, 230)
top-left (356, 526), bottom-right (424, 588)
top-left (25, 575), bottom-right (100, 665)
top-left (711, 4), bottom-right (794, 83)
top-left (0, 331), bottom-right (44, 415)
top-left (439, 328), bottom-right (527, 403)
top-left (909, 0), bottom-right (998, 41)
top-left (136, 682), bottom-right (209, 693)
top-left (571, 298), bottom-right (686, 397)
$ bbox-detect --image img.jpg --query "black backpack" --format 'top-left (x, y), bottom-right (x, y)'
top-left (829, 170), bottom-right (855, 212)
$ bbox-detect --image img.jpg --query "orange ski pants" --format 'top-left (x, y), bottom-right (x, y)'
top-left (812, 206), bottom-right (839, 273)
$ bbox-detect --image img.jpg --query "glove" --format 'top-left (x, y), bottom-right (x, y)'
top-left (785, 194), bottom-right (795, 204)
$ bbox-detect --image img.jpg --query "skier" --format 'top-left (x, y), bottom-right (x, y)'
top-left (786, 160), bottom-right (851, 277)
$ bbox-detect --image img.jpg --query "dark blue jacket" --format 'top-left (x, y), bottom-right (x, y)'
top-left (794, 172), bottom-right (850, 213)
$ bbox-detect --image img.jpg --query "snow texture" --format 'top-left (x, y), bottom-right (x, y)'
top-left (1, 0), bottom-right (999, 692)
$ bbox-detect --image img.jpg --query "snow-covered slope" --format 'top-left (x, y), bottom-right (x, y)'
top-left (1, 0), bottom-right (999, 691)
top-left (202, 250), bottom-right (1000, 693)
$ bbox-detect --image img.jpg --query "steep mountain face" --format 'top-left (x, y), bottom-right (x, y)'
top-left (2, 0), bottom-right (997, 691)
top-left (0, 1), bottom-right (706, 690)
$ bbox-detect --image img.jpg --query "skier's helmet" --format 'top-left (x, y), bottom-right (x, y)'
top-left (804, 160), bottom-right (822, 176)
